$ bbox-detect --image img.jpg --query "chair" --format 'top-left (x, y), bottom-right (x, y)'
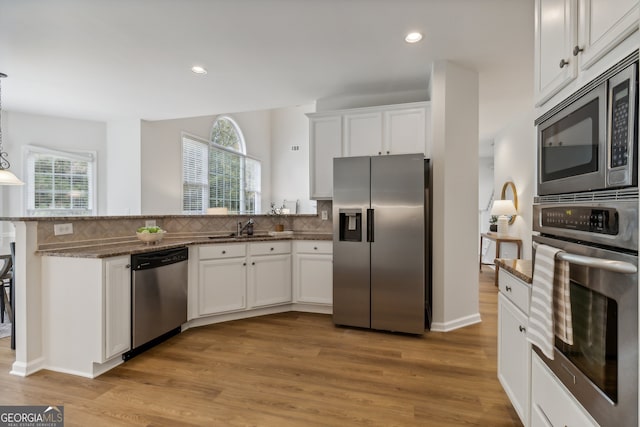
top-left (0, 253), bottom-right (12, 324)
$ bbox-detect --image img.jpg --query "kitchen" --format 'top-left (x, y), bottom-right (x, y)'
top-left (0, 0), bottom-right (637, 426)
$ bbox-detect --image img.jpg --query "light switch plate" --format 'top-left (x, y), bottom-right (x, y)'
top-left (321, 210), bottom-right (328, 221)
top-left (145, 220), bottom-right (156, 227)
top-left (54, 223), bottom-right (73, 236)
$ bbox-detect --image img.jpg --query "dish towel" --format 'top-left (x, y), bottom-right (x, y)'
top-left (527, 244), bottom-right (564, 359)
top-left (553, 255), bottom-right (573, 346)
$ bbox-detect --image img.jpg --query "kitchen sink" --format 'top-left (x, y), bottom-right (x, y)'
top-left (207, 234), bottom-right (273, 240)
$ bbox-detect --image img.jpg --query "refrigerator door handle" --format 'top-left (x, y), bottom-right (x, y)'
top-left (366, 208), bottom-right (375, 242)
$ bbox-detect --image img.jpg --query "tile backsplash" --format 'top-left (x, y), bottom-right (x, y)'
top-left (35, 200), bottom-right (333, 246)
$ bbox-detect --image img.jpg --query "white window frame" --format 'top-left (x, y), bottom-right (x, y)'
top-left (24, 145), bottom-right (97, 216)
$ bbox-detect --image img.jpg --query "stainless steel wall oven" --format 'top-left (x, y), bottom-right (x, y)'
top-left (533, 194), bottom-right (638, 427)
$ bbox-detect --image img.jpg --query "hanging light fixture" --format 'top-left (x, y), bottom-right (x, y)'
top-left (0, 73), bottom-right (23, 185)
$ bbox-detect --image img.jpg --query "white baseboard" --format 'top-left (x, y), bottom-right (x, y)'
top-left (430, 313), bottom-right (482, 332)
top-left (11, 356), bottom-right (45, 377)
top-left (187, 303), bottom-right (333, 329)
top-left (290, 303), bottom-right (332, 314)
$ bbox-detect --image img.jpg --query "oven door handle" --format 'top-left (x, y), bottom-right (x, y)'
top-left (556, 252), bottom-right (638, 274)
top-left (533, 242), bottom-right (637, 274)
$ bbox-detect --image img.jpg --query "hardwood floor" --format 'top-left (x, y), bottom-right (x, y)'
top-left (0, 267), bottom-right (520, 426)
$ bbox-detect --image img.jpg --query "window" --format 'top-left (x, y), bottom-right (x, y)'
top-left (26, 146), bottom-right (96, 216)
top-left (182, 117), bottom-right (261, 214)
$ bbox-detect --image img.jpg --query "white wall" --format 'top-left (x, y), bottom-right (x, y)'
top-left (430, 61), bottom-right (480, 331)
top-left (2, 110), bottom-right (108, 216)
top-left (493, 109), bottom-right (536, 260)
top-left (270, 104), bottom-right (316, 214)
top-left (106, 120), bottom-right (141, 215)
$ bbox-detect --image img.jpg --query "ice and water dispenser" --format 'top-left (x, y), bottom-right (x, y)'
top-left (338, 209), bottom-right (362, 242)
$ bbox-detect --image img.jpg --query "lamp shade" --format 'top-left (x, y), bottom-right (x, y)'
top-left (0, 169), bottom-right (24, 185)
top-left (490, 199), bottom-right (517, 217)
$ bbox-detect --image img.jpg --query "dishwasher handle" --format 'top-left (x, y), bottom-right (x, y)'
top-left (131, 247), bottom-right (188, 270)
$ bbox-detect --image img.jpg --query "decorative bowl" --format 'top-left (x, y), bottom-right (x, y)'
top-left (136, 230), bottom-right (166, 244)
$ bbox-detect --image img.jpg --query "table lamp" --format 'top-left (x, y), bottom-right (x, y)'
top-left (491, 200), bottom-right (517, 236)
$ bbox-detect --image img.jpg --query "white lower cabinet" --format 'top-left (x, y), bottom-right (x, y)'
top-left (103, 256), bottom-right (132, 360)
top-left (293, 241), bottom-right (333, 305)
top-left (196, 241), bottom-right (293, 316)
top-left (198, 243), bottom-right (248, 316)
top-left (249, 242), bottom-right (292, 308)
top-left (530, 353), bottom-right (598, 427)
top-left (41, 255), bottom-right (131, 377)
top-left (497, 270), bottom-right (531, 426)
top-left (198, 257), bottom-right (247, 315)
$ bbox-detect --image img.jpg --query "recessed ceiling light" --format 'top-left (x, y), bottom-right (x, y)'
top-left (191, 66), bottom-right (207, 74)
top-left (405, 32), bottom-right (423, 43)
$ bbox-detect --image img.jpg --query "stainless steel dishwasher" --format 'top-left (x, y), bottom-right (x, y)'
top-left (124, 246), bottom-right (188, 360)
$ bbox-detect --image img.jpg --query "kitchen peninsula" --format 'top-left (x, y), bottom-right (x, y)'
top-left (4, 206), bottom-right (333, 378)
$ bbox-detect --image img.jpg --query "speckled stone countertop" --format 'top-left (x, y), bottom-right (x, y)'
top-left (37, 233), bottom-right (333, 258)
top-left (495, 258), bottom-right (533, 284)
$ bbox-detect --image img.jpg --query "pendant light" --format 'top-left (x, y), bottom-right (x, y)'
top-left (0, 73), bottom-right (24, 185)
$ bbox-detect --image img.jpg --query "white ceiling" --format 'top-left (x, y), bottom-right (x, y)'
top-left (0, 0), bottom-right (534, 155)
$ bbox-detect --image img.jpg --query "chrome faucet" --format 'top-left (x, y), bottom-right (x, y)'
top-left (237, 218), bottom-right (255, 237)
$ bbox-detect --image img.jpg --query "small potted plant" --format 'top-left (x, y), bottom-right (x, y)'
top-left (489, 216), bottom-right (498, 232)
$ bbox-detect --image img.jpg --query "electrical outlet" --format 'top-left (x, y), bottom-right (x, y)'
top-left (145, 220), bottom-right (156, 227)
top-left (321, 210), bottom-right (328, 221)
top-left (54, 223), bottom-right (73, 236)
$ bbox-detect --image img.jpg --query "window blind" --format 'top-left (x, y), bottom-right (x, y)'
top-left (26, 147), bottom-right (95, 216)
top-left (182, 137), bottom-right (209, 213)
top-left (182, 134), bottom-right (261, 215)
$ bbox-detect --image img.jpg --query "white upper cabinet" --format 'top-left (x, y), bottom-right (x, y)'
top-left (383, 107), bottom-right (428, 156)
top-left (308, 115), bottom-right (342, 200)
top-left (534, 0), bottom-right (578, 106)
top-left (307, 102), bottom-right (430, 199)
top-left (343, 111), bottom-right (383, 157)
top-left (534, 0), bottom-right (639, 106)
top-left (577, 0), bottom-right (639, 70)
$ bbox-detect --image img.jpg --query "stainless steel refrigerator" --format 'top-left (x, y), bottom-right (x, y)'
top-left (332, 153), bottom-right (431, 335)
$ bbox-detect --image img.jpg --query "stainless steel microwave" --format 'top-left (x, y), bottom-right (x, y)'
top-left (537, 55), bottom-right (638, 196)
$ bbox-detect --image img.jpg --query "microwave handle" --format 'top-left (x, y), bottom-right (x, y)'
top-left (533, 242), bottom-right (637, 274)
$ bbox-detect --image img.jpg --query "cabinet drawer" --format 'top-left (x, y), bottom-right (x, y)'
top-left (498, 270), bottom-right (531, 313)
top-left (295, 241), bottom-right (333, 254)
top-left (249, 241), bottom-right (291, 256)
top-left (531, 353), bottom-right (598, 427)
top-left (199, 243), bottom-right (246, 260)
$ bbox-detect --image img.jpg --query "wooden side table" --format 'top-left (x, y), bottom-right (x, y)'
top-left (480, 232), bottom-right (523, 286)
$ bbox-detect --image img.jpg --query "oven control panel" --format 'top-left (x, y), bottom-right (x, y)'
top-left (541, 207), bottom-right (619, 235)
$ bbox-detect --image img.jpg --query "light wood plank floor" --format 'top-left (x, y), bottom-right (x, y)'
top-left (0, 267), bottom-right (520, 426)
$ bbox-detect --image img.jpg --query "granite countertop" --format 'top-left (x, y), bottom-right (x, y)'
top-left (495, 258), bottom-right (533, 284)
top-left (37, 232), bottom-right (333, 258)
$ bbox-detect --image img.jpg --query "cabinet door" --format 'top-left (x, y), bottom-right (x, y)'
top-left (577, 0), bottom-right (639, 70)
top-left (295, 253), bottom-right (333, 304)
top-left (198, 257), bottom-right (247, 315)
top-left (383, 107), bottom-right (426, 155)
top-left (534, 0), bottom-right (578, 106)
top-left (498, 294), bottom-right (530, 426)
top-left (104, 256), bottom-right (131, 360)
top-left (309, 116), bottom-right (342, 199)
top-left (344, 111), bottom-right (383, 156)
top-left (249, 254), bottom-right (292, 307)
